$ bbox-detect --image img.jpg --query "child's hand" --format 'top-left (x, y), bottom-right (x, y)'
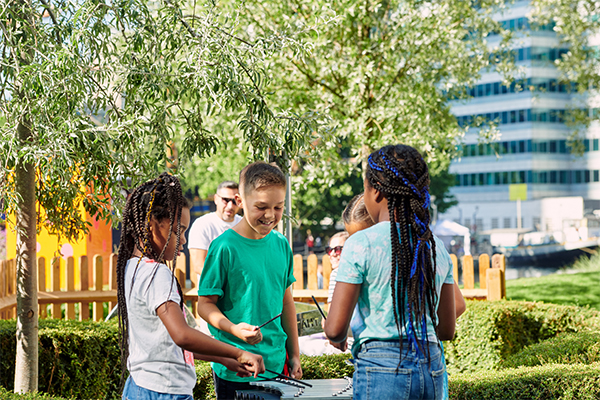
top-left (237, 351), bottom-right (265, 378)
top-left (329, 339), bottom-right (347, 352)
top-left (233, 322), bottom-right (263, 345)
top-left (288, 356), bottom-right (303, 379)
top-left (218, 358), bottom-right (254, 378)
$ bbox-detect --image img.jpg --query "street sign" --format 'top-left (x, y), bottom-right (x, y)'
top-left (509, 184), bottom-right (527, 201)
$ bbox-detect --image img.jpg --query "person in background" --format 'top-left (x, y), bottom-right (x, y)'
top-left (342, 193), bottom-right (374, 236)
top-left (188, 181), bottom-right (242, 281)
top-left (326, 231), bottom-right (349, 304)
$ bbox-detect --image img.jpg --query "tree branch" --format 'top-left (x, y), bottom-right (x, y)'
top-left (87, 71), bottom-right (122, 120)
top-left (39, 0), bottom-right (61, 43)
top-left (289, 58), bottom-right (345, 101)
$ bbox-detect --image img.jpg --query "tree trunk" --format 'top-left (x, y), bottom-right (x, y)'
top-left (14, 120), bottom-right (38, 393)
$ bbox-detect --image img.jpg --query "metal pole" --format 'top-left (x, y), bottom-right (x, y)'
top-left (284, 172), bottom-right (293, 251)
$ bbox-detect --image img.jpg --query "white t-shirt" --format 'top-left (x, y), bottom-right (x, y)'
top-left (187, 212), bottom-right (242, 250)
top-left (125, 257), bottom-right (197, 395)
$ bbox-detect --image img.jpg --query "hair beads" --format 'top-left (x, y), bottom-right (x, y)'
top-left (366, 145), bottom-right (438, 360)
top-left (116, 173), bottom-right (187, 390)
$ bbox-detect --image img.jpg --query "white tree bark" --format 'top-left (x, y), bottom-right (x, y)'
top-left (14, 120), bottom-right (38, 393)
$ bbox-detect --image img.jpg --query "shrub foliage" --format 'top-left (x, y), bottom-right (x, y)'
top-left (3, 301), bottom-right (600, 399)
top-left (500, 331), bottom-right (600, 369)
top-left (444, 300), bottom-right (600, 374)
top-left (449, 363), bottom-right (600, 400)
top-left (0, 319), bottom-right (121, 399)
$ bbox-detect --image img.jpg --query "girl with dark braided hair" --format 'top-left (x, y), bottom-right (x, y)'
top-left (325, 145), bottom-right (459, 400)
top-left (117, 172), bottom-right (264, 400)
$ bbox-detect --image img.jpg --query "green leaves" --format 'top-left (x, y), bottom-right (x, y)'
top-left (1, 0), bottom-right (329, 241)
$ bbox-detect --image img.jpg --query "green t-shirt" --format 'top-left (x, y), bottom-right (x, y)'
top-left (197, 229), bottom-right (296, 382)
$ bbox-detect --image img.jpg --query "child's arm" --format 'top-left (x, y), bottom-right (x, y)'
top-left (453, 280), bottom-right (466, 318)
top-left (197, 295), bottom-right (263, 344)
top-left (437, 283), bottom-right (457, 341)
top-left (194, 354), bottom-right (255, 378)
top-left (281, 287), bottom-right (302, 379)
top-left (157, 300), bottom-right (264, 377)
top-left (324, 282), bottom-right (360, 351)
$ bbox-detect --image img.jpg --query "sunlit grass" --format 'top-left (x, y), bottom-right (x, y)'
top-left (506, 253), bottom-right (600, 310)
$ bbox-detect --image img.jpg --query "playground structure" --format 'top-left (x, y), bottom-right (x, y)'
top-left (4, 203), bottom-right (114, 290)
top-left (0, 252), bottom-right (505, 321)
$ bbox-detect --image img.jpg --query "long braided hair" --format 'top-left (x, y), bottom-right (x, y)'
top-left (116, 172), bottom-right (187, 389)
top-left (366, 145), bottom-right (438, 359)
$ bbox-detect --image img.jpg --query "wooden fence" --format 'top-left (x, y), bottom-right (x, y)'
top-left (292, 252), bottom-right (506, 304)
top-left (0, 252), bottom-right (505, 321)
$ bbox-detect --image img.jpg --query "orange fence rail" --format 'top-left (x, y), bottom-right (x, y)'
top-left (0, 254), bottom-right (199, 321)
top-left (292, 252), bottom-right (507, 305)
top-left (1, 251), bottom-right (505, 321)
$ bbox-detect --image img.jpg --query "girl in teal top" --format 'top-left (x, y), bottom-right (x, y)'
top-left (325, 144), bottom-right (458, 400)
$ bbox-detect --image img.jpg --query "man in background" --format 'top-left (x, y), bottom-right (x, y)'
top-left (189, 181), bottom-right (242, 282)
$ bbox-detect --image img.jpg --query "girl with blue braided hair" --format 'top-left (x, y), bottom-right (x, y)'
top-left (325, 144), bottom-right (459, 400)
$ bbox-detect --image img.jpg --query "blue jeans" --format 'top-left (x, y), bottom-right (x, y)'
top-left (353, 340), bottom-right (446, 400)
top-left (122, 376), bottom-right (193, 400)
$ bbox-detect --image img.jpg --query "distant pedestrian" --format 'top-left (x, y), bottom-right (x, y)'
top-left (188, 181), bottom-right (242, 282)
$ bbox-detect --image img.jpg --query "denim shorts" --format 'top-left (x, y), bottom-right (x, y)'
top-left (352, 340), bottom-right (446, 400)
top-left (122, 376), bottom-right (193, 400)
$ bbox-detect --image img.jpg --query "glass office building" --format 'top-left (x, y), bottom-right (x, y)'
top-left (441, 1), bottom-right (600, 235)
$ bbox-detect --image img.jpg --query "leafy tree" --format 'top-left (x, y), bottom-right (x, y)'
top-left (228, 0), bottom-right (515, 216)
top-left (0, 0), bottom-right (326, 392)
top-left (529, 0), bottom-right (600, 149)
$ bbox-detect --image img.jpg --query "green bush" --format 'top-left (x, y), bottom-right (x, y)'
top-left (444, 300), bottom-right (600, 374)
top-left (448, 363), bottom-right (600, 400)
top-left (300, 353), bottom-right (354, 379)
top-left (500, 331), bottom-right (600, 369)
top-left (0, 387), bottom-right (68, 400)
top-left (0, 319), bottom-right (121, 399)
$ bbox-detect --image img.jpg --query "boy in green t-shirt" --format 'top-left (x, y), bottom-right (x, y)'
top-left (197, 161), bottom-right (301, 400)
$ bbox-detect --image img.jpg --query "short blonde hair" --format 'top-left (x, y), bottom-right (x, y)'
top-left (329, 231), bottom-right (349, 244)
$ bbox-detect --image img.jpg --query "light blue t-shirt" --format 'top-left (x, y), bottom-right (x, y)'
top-left (336, 221), bottom-right (454, 357)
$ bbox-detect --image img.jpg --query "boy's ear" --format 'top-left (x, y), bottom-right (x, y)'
top-left (234, 193), bottom-right (243, 207)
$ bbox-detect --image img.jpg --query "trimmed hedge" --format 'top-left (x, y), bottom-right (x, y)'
top-left (444, 300), bottom-right (600, 374)
top-left (4, 301), bottom-right (598, 398)
top-left (448, 363), bottom-right (600, 400)
top-left (0, 319), bottom-right (121, 399)
top-left (500, 331), bottom-right (600, 369)
top-left (0, 387), bottom-right (67, 400)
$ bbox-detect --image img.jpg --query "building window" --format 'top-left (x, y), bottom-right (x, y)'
top-left (476, 218), bottom-right (484, 231)
top-left (533, 217), bottom-right (541, 230)
top-left (464, 218), bottom-right (471, 229)
top-left (492, 218), bottom-right (499, 229)
top-left (503, 218), bottom-right (511, 229)
top-left (594, 170), bottom-right (599, 182)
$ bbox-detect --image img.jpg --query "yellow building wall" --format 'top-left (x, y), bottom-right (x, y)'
top-left (6, 202), bottom-right (112, 289)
